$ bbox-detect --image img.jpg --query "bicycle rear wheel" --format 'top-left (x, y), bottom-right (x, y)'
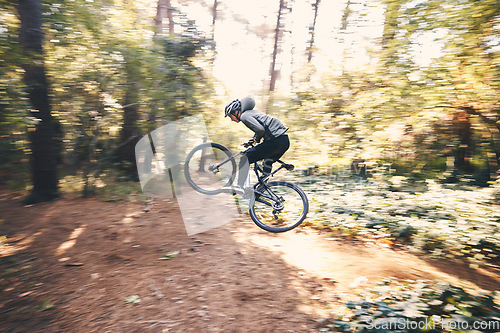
top-left (184, 142), bottom-right (236, 195)
top-left (249, 181), bottom-right (308, 233)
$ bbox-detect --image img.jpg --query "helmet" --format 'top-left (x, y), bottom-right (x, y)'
top-left (224, 99), bottom-right (241, 117)
top-left (240, 97), bottom-right (255, 112)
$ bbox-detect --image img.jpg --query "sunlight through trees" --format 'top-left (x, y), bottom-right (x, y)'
top-left (0, 0), bottom-right (498, 197)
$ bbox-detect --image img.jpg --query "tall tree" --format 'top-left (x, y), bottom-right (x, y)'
top-left (17, 0), bottom-right (59, 204)
top-left (339, 0), bottom-right (352, 73)
top-left (269, 0), bottom-right (286, 93)
top-left (380, 0), bottom-right (403, 70)
top-left (307, 0), bottom-right (321, 63)
top-left (210, 0), bottom-right (218, 66)
top-left (118, 47), bottom-right (142, 179)
top-left (447, 0), bottom-right (499, 181)
top-left (156, 0), bottom-right (174, 36)
top-left (211, 0), bottom-right (218, 28)
top-left (408, 0), bottom-right (500, 181)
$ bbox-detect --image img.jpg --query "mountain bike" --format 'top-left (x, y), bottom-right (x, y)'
top-left (184, 140), bottom-right (309, 233)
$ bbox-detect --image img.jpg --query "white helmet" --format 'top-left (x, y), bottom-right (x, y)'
top-left (224, 99), bottom-right (241, 117)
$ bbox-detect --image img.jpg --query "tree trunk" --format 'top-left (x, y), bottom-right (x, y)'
top-left (453, 109), bottom-right (473, 173)
top-left (210, 0), bottom-right (218, 66)
top-left (17, 0), bottom-right (59, 204)
top-left (269, 0), bottom-right (286, 93)
top-left (212, 0), bottom-right (218, 34)
top-left (155, 0), bottom-right (174, 36)
top-left (119, 88), bottom-right (141, 180)
top-left (119, 51), bottom-right (142, 180)
top-left (307, 0), bottom-right (321, 63)
top-left (155, 0), bottom-right (164, 33)
top-left (381, 0), bottom-right (401, 67)
top-left (461, 106), bottom-right (500, 183)
top-left (340, 0), bottom-right (351, 73)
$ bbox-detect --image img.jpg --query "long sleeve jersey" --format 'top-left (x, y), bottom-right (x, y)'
top-left (240, 109), bottom-right (288, 142)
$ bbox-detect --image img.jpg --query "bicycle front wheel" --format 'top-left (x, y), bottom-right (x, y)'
top-left (184, 142), bottom-right (236, 195)
top-left (249, 181), bottom-right (308, 233)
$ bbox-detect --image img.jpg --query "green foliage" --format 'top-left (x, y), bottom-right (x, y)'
top-left (281, 0), bottom-right (500, 182)
top-left (36, 299), bottom-right (56, 311)
top-left (158, 250), bottom-right (180, 261)
top-left (291, 174), bottom-right (500, 266)
top-left (323, 278), bottom-right (500, 332)
top-left (0, 0), bottom-right (498, 195)
top-left (0, 0), bottom-right (215, 195)
top-left (0, 8), bottom-right (31, 186)
top-left (95, 177), bottom-right (145, 202)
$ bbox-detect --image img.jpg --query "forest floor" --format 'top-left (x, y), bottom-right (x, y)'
top-left (0, 189), bottom-right (499, 332)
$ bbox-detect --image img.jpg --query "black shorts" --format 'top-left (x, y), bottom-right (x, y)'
top-left (245, 134), bottom-right (290, 165)
top-left (237, 134), bottom-right (290, 186)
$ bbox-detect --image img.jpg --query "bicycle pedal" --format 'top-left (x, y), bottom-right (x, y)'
top-left (221, 187), bottom-right (241, 195)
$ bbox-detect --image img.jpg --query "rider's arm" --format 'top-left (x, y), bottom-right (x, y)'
top-left (240, 113), bottom-right (265, 142)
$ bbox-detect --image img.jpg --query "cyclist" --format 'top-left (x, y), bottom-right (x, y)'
top-left (224, 97), bottom-right (289, 194)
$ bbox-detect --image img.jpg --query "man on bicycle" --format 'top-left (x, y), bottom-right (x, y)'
top-left (224, 97), bottom-right (289, 193)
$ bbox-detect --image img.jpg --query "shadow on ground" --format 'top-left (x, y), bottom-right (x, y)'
top-left (0, 192), bottom-right (498, 332)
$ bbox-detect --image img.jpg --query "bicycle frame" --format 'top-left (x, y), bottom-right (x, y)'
top-left (209, 150), bottom-right (244, 173)
top-left (207, 144), bottom-right (294, 208)
top-left (251, 160), bottom-right (294, 209)
top-left (185, 141), bottom-right (308, 232)
top-left (211, 146), bottom-right (293, 178)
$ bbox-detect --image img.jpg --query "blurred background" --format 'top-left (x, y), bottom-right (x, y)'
top-left (0, 0), bottom-right (498, 199)
top-left (1, 2), bottom-right (499, 330)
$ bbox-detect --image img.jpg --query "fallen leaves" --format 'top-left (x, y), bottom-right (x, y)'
top-left (158, 251), bottom-right (180, 261)
top-left (291, 175), bottom-right (500, 266)
top-left (125, 295), bottom-right (141, 305)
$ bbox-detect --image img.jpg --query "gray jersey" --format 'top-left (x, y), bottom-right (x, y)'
top-left (240, 109), bottom-right (288, 142)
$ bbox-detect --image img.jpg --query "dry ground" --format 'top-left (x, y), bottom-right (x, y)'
top-left (1, 192), bottom-right (499, 332)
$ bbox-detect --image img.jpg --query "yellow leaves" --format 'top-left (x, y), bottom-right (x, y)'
top-left (381, 238), bottom-right (395, 247)
top-left (0, 235), bottom-right (7, 246)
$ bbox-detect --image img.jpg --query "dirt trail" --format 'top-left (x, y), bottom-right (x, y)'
top-left (0, 193), bottom-right (498, 332)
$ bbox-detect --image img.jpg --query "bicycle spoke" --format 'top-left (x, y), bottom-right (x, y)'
top-left (184, 143), bottom-right (236, 195)
top-left (250, 181), bottom-right (308, 232)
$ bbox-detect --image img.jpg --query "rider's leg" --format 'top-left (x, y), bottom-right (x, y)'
top-left (238, 134), bottom-right (290, 186)
top-left (262, 158), bottom-right (274, 175)
top-left (237, 154), bottom-right (251, 188)
top-left (262, 135), bottom-right (290, 176)
top-left (237, 144), bottom-right (269, 187)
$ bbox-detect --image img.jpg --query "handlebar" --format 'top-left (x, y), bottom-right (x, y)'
top-left (243, 138), bottom-right (255, 148)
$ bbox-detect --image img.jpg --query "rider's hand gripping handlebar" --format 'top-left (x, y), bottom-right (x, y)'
top-left (243, 138), bottom-right (255, 148)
